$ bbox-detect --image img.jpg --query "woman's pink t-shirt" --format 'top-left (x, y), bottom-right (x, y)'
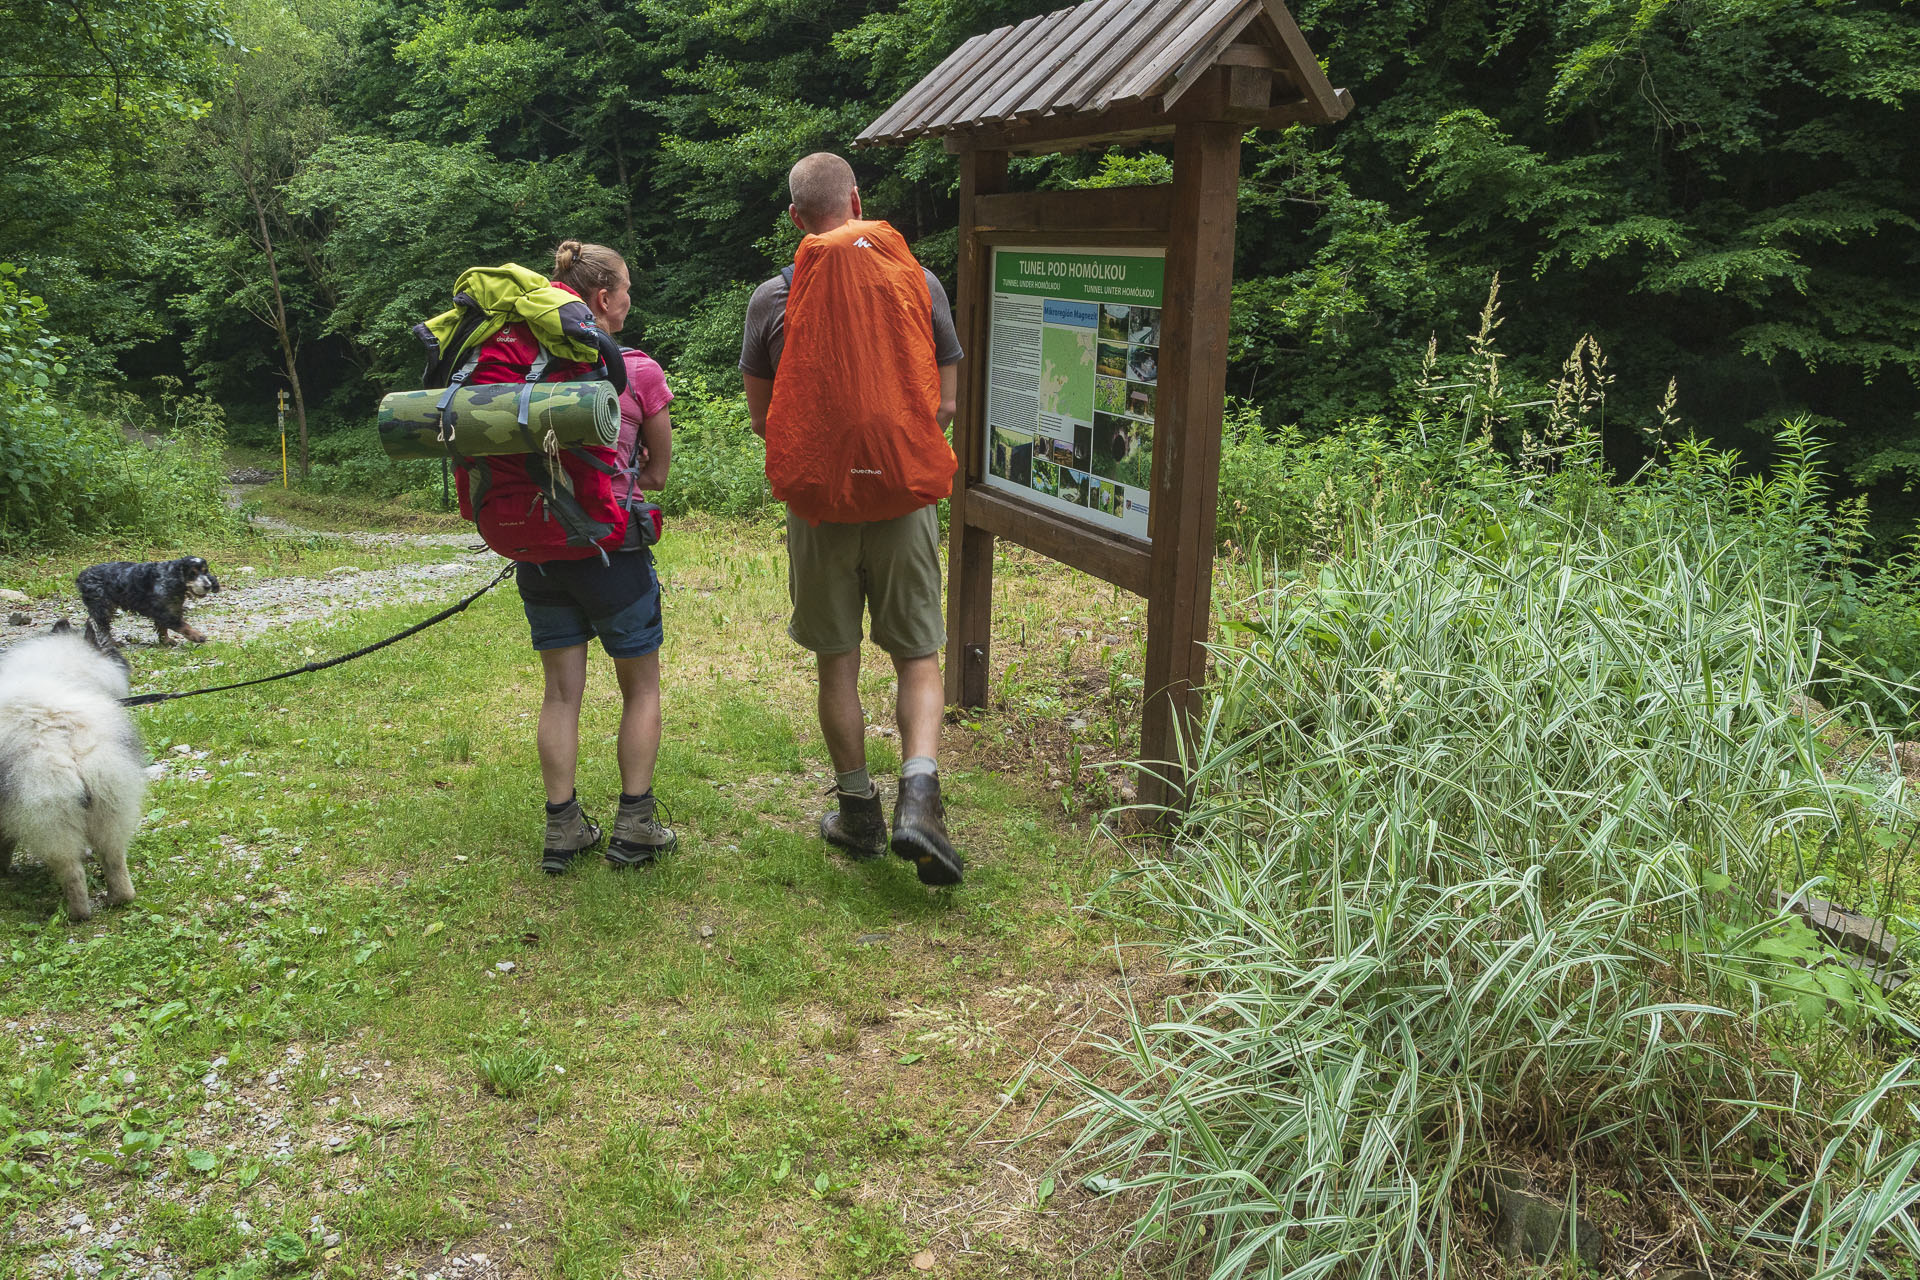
top-left (615, 348), bottom-right (672, 503)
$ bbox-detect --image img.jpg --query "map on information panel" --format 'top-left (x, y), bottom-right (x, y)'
top-left (983, 247), bottom-right (1165, 540)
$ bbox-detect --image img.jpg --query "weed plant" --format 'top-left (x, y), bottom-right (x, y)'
top-left (1058, 400), bottom-right (1920, 1273)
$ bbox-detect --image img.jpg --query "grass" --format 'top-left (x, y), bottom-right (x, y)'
top-left (1047, 498), bottom-right (1920, 1278)
top-left (0, 504), bottom-right (1168, 1279)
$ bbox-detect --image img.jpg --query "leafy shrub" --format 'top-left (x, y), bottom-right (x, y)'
top-left (296, 429), bottom-right (444, 507)
top-left (0, 267), bottom-right (235, 549)
top-left (657, 378), bottom-right (773, 520)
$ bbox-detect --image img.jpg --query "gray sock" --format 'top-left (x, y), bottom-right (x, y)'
top-left (902, 755), bottom-right (937, 779)
top-left (836, 766), bottom-right (875, 797)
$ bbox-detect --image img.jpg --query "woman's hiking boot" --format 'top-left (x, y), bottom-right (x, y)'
top-left (821, 785), bottom-right (888, 859)
top-left (608, 794), bottom-right (676, 869)
top-left (891, 773), bottom-right (963, 886)
top-left (542, 797), bottom-right (602, 875)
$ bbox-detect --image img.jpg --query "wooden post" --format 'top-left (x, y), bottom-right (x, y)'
top-left (1138, 121), bottom-right (1242, 816)
top-left (944, 149), bottom-right (1008, 708)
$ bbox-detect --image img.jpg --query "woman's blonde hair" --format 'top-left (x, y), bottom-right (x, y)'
top-left (552, 240), bottom-right (627, 298)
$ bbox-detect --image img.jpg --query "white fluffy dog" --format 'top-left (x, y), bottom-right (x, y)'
top-left (0, 620), bottom-right (146, 920)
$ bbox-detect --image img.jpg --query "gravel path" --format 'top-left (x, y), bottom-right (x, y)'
top-left (1, 496), bottom-right (505, 649)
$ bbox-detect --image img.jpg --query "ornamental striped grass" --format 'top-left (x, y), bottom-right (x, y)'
top-left (1055, 502), bottom-right (1920, 1277)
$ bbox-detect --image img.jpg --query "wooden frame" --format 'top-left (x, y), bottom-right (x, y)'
top-left (945, 136), bottom-right (1241, 815)
top-left (862, 0), bottom-right (1349, 819)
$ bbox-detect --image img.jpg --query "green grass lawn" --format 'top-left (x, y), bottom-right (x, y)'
top-left (0, 510), bottom-right (1166, 1279)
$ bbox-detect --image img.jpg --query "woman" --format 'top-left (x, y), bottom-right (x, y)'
top-left (523, 239), bottom-right (676, 875)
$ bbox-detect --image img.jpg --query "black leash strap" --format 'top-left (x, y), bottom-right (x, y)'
top-left (122, 563), bottom-right (515, 708)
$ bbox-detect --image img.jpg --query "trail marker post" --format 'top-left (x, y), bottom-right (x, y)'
top-left (277, 390), bottom-right (289, 488)
top-left (857, 0), bottom-right (1350, 819)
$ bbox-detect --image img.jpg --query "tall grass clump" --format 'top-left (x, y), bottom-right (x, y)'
top-left (1058, 473), bottom-right (1920, 1273)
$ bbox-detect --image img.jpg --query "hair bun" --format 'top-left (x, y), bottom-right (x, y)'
top-left (554, 239), bottom-right (584, 273)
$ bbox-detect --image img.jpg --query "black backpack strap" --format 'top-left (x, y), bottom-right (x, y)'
top-left (563, 446), bottom-right (619, 477)
top-left (522, 449), bottom-right (615, 548)
top-left (516, 350), bottom-right (552, 427)
top-left (434, 346), bottom-right (482, 443)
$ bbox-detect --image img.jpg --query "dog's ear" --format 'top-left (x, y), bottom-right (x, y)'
top-left (51, 618), bottom-right (73, 635)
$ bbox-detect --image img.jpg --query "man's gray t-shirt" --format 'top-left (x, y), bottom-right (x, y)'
top-left (738, 269), bottom-right (964, 380)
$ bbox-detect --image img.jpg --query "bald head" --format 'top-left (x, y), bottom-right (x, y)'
top-left (788, 153), bottom-right (859, 233)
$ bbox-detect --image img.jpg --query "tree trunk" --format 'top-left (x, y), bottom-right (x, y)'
top-left (238, 137), bottom-right (309, 476)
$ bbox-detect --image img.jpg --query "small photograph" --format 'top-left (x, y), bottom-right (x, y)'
top-left (1096, 341), bottom-right (1129, 380)
top-left (989, 426), bottom-right (1033, 487)
top-left (1093, 481), bottom-right (1122, 517)
top-left (1128, 306), bottom-right (1161, 347)
top-left (1044, 436), bottom-right (1073, 468)
top-left (1127, 343), bottom-right (1159, 384)
top-left (1099, 303), bottom-right (1131, 344)
top-left (1061, 467), bottom-right (1092, 507)
top-left (1071, 423), bottom-right (1093, 471)
top-left (1094, 375), bottom-right (1129, 416)
top-left (1092, 412), bottom-right (1153, 489)
top-left (1125, 380), bottom-right (1157, 423)
top-left (1032, 458), bottom-right (1060, 498)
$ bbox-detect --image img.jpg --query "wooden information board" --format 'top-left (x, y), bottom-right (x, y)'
top-left (857, 0), bottom-right (1350, 816)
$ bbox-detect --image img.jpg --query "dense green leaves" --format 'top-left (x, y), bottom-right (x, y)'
top-left (0, 0), bottom-right (1912, 508)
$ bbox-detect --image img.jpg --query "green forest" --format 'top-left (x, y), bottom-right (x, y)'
top-left (3, 0), bottom-right (1917, 526)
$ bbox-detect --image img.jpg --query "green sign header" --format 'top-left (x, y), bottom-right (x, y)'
top-left (992, 250), bottom-right (1164, 305)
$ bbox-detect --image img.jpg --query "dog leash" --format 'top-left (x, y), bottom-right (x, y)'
top-left (121, 563), bottom-right (516, 708)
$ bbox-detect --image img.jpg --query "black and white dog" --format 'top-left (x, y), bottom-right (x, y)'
top-left (76, 556), bottom-right (220, 645)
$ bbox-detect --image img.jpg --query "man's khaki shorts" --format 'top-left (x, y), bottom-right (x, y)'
top-left (786, 505), bottom-right (946, 657)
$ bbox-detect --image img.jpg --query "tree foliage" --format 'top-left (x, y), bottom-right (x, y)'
top-left (0, 0), bottom-right (1912, 508)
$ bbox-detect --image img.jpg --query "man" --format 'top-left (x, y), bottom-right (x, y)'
top-left (740, 152), bottom-right (965, 886)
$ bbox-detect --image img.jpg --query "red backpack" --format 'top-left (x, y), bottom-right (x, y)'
top-left (417, 273), bottom-right (632, 562)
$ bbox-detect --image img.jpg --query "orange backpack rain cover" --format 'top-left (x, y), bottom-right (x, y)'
top-left (766, 220), bottom-right (957, 525)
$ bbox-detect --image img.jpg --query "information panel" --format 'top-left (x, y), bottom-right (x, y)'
top-left (983, 247), bottom-right (1165, 540)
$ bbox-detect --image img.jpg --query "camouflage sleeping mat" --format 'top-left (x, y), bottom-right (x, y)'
top-left (377, 381), bottom-right (620, 460)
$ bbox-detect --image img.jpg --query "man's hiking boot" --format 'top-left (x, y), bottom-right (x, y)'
top-left (608, 794), bottom-right (676, 869)
top-left (891, 773), bottom-right (963, 887)
top-left (821, 785), bottom-right (888, 859)
top-left (541, 797), bottom-right (603, 875)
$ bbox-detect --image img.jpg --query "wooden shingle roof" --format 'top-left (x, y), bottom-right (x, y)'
top-left (856, 0), bottom-right (1350, 154)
